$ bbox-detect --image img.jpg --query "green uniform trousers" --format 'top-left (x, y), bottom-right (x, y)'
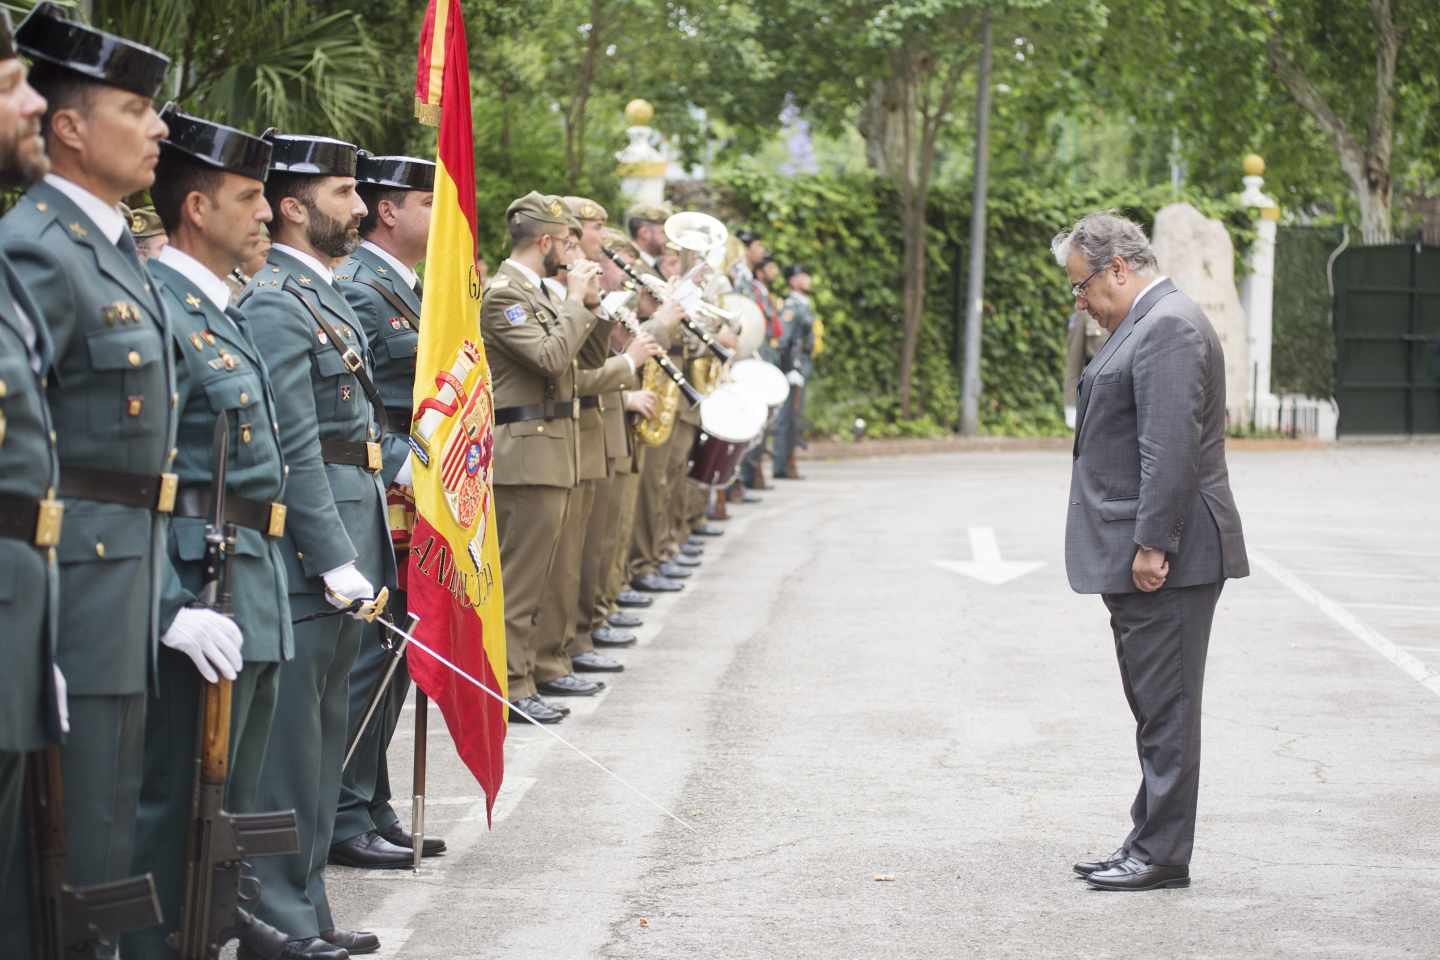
top-left (251, 598), bottom-right (362, 938)
top-left (605, 458), bottom-right (644, 616)
top-left (627, 437), bottom-right (673, 582)
top-left (580, 473), bottom-right (623, 637)
top-left (124, 651), bottom-right (281, 959)
top-left (0, 751), bottom-right (33, 958)
top-left (663, 421), bottom-right (699, 558)
top-left (495, 484), bottom-right (573, 700)
top-left (336, 589), bottom-right (410, 843)
top-left (538, 480), bottom-right (595, 677)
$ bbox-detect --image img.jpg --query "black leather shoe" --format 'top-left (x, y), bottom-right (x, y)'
top-left (680, 543), bottom-right (704, 557)
top-left (239, 936), bottom-right (349, 960)
top-left (328, 831), bottom-right (411, 869)
top-left (632, 573), bottom-right (683, 592)
top-left (1073, 847), bottom-right (1127, 877)
top-left (672, 554), bottom-right (702, 567)
top-left (319, 929), bottom-right (378, 955)
top-left (592, 626), bottom-right (638, 647)
top-left (607, 611), bottom-right (644, 628)
top-left (1085, 856), bottom-right (1189, 891)
top-left (690, 524), bottom-right (724, 537)
top-left (686, 535), bottom-right (705, 546)
top-left (509, 695), bottom-right (563, 724)
top-left (617, 588), bottom-right (657, 606)
top-left (572, 649), bottom-right (624, 672)
top-left (376, 820), bottom-right (446, 856)
top-left (538, 673), bottom-right (605, 697)
top-left (658, 562), bottom-right (692, 579)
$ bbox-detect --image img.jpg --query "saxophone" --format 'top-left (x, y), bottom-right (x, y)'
top-left (611, 302), bottom-right (698, 448)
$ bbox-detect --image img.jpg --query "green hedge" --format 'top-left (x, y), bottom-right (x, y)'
top-left (1272, 225), bottom-right (1341, 398)
top-left (714, 166), bottom-right (1254, 437)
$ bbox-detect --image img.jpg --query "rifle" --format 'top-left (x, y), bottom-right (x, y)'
top-left (25, 746), bottom-right (162, 959)
top-left (172, 413), bottom-right (299, 960)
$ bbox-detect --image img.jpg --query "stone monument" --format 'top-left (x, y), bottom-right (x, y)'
top-left (615, 98), bottom-right (667, 207)
top-left (1151, 202), bottom-right (1250, 416)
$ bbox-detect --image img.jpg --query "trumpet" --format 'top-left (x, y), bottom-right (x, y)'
top-left (601, 246), bottom-right (735, 364)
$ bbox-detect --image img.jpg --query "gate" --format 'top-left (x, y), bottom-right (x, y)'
top-left (1332, 243), bottom-right (1440, 435)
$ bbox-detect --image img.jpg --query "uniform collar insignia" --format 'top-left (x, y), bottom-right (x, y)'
top-left (297, 275), bottom-right (312, 285)
top-left (68, 222), bottom-right (88, 239)
top-left (184, 293), bottom-right (202, 310)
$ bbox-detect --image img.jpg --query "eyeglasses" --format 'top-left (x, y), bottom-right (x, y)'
top-left (1070, 265), bottom-right (1105, 300)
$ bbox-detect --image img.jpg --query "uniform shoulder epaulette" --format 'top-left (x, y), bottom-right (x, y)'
top-left (486, 273), bottom-right (511, 290)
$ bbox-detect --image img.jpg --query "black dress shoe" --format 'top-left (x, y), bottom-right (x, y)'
top-left (538, 673), bottom-right (605, 697)
top-left (690, 523), bottom-right (724, 537)
top-left (239, 936), bottom-right (349, 960)
top-left (572, 650), bottom-right (624, 672)
top-left (376, 820), bottom-right (446, 856)
top-left (672, 554), bottom-right (702, 567)
top-left (1073, 847), bottom-right (1127, 877)
top-left (607, 611), bottom-right (644, 628)
top-left (328, 831), bottom-right (411, 869)
top-left (658, 562), bottom-right (692, 579)
top-left (632, 573), bottom-right (683, 592)
top-left (617, 588), bottom-right (657, 606)
top-left (1085, 856), bottom-right (1189, 891)
top-left (319, 929), bottom-right (379, 955)
top-left (592, 625), bottom-right (638, 647)
top-left (686, 535), bottom-right (705, 547)
top-left (508, 695), bottom-right (564, 724)
top-left (680, 543), bottom-right (704, 557)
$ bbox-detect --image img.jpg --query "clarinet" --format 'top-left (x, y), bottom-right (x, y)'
top-left (601, 247), bottom-right (734, 364)
top-left (613, 302), bottom-right (703, 407)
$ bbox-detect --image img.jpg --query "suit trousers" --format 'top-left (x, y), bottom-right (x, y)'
top-left (337, 588), bottom-right (411, 844)
top-left (662, 421), bottom-right (698, 557)
top-left (605, 457), bottom-right (644, 614)
top-left (495, 484), bottom-right (573, 699)
top-left (578, 473), bottom-right (622, 643)
top-left (252, 600), bottom-right (361, 938)
top-left (538, 479), bottom-right (596, 677)
top-left (1101, 580), bottom-right (1223, 867)
top-left (627, 438), bottom-right (671, 582)
top-left (125, 651), bottom-right (281, 959)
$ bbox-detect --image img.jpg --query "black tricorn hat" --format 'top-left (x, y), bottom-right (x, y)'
top-left (261, 129), bottom-right (357, 177)
top-left (736, 229), bottom-right (761, 246)
top-left (783, 263), bottom-right (811, 280)
top-left (355, 152), bottom-right (436, 191)
top-left (159, 104), bottom-right (272, 182)
top-left (15, 3), bottom-right (169, 99)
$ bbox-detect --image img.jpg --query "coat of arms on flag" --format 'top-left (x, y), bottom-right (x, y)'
top-left (439, 374), bottom-right (493, 533)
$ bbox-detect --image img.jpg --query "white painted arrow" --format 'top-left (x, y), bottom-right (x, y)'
top-left (933, 527), bottom-right (1044, 585)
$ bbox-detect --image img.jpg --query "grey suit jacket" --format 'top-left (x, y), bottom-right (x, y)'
top-left (1065, 279), bottom-right (1248, 595)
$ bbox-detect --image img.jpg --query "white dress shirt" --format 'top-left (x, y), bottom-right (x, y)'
top-left (157, 244), bottom-right (231, 313)
top-left (45, 174), bottom-right (126, 245)
top-left (271, 242), bottom-right (334, 286)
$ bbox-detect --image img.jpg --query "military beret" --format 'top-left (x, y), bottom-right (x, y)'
top-left (263, 130), bottom-right (357, 178)
top-left (160, 103), bottom-right (272, 183)
top-left (563, 196), bottom-right (607, 223)
top-left (735, 229), bottom-right (761, 246)
top-left (356, 152), bottom-right (436, 191)
top-left (16, 2), bottom-right (170, 99)
top-left (507, 191), bottom-right (578, 231)
top-left (601, 227), bottom-right (638, 259)
top-left (625, 202), bottom-right (672, 226)
top-left (783, 263), bottom-right (811, 280)
top-left (128, 205), bottom-right (164, 240)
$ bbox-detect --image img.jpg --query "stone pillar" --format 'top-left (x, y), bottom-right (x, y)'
top-left (614, 99), bottom-right (667, 207)
top-left (1239, 154), bottom-right (1279, 414)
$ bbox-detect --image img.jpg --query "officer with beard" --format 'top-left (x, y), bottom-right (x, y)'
top-left (237, 131), bottom-right (396, 959)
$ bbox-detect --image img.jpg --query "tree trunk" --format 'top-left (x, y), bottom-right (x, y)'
top-left (857, 76), bottom-right (908, 177)
top-left (892, 46), bottom-right (923, 420)
top-left (565, 0), bottom-right (606, 190)
top-left (958, 9), bottom-right (993, 435)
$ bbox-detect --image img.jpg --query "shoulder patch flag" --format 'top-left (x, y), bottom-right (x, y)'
top-left (503, 304), bottom-right (526, 326)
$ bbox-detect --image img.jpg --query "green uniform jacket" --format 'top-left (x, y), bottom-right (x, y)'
top-left (0, 254), bottom-right (64, 749)
top-left (779, 291), bottom-right (816, 380)
top-left (336, 246), bottom-right (419, 487)
top-left (150, 260), bottom-right (293, 663)
top-left (237, 250), bottom-right (395, 593)
top-left (480, 261), bottom-right (597, 488)
top-left (0, 180), bottom-right (176, 696)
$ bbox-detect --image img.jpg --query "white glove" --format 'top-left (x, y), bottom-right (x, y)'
top-left (162, 608), bottom-right (243, 683)
top-left (53, 665), bottom-right (69, 734)
top-left (394, 454), bottom-right (414, 487)
top-left (786, 369), bottom-right (806, 387)
top-left (322, 562), bottom-right (375, 610)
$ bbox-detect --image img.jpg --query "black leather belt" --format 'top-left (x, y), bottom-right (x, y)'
top-left (493, 399), bottom-right (580, 425)
top-left (0, 493), bottom-right (63, 547)
top-left (174, 486), bottom-right (287, 538)
top-left (579, 396), bottom-right (601, 410)
top-left (60, 466), bottom-right (178, 513)
top-left (383, 406), bottom-right (411, 434)
top-left (321, 439), bottom-right (382, 472)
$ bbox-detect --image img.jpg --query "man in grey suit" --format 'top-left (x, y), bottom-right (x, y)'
top-left (1054, 212), bottom-right (1248, 892)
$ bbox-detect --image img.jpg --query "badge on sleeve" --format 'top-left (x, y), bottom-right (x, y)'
top-left (504, 304), bottom-right (526, 326)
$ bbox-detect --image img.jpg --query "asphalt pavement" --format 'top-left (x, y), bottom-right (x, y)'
top-left (323, 442), bottom-right (1440, 959)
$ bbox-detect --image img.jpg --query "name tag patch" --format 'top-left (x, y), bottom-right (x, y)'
top-left (504, 304), bottom-right (526, 326)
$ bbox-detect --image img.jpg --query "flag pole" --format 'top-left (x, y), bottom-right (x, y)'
top-left (411, 689), bottom-right (428, 873)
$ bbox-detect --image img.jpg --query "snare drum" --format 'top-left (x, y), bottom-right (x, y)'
top-left (729, 358), bottom-right (790, 409)
top-left (688, 384), bottom-right (766, 487)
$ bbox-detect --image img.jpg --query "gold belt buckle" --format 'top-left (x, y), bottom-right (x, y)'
top-left (365, 442), bottom-right (382, 473)
top-left (155, 473), bottom-right (179, 513)
top-left (33, 498), bottom-right (63, 547)
top-left (266, 502), bottom-right (287, 538)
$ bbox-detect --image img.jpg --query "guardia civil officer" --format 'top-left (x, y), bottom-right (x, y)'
top-left (122, 105), bottom-right (293, 960)
top-left (238, 131), bottom-right (396, 958)
top-left (772, 263), bottom-right (817, 480)
top-left (481, 192), bottom-right (600, 725)
top-left (0, 13), bottom-right (65, 958)
top-left (331, 152), bottom-right (446, 867)
top-left (0, 14), bottom-right (215, 957)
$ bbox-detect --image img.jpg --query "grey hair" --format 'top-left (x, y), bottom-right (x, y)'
top-left (1051, 212), bottom-right (1158, 274)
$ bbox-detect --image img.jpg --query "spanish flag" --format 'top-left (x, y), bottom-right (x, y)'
top-left (406, 0), bottom-right (506, 819)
